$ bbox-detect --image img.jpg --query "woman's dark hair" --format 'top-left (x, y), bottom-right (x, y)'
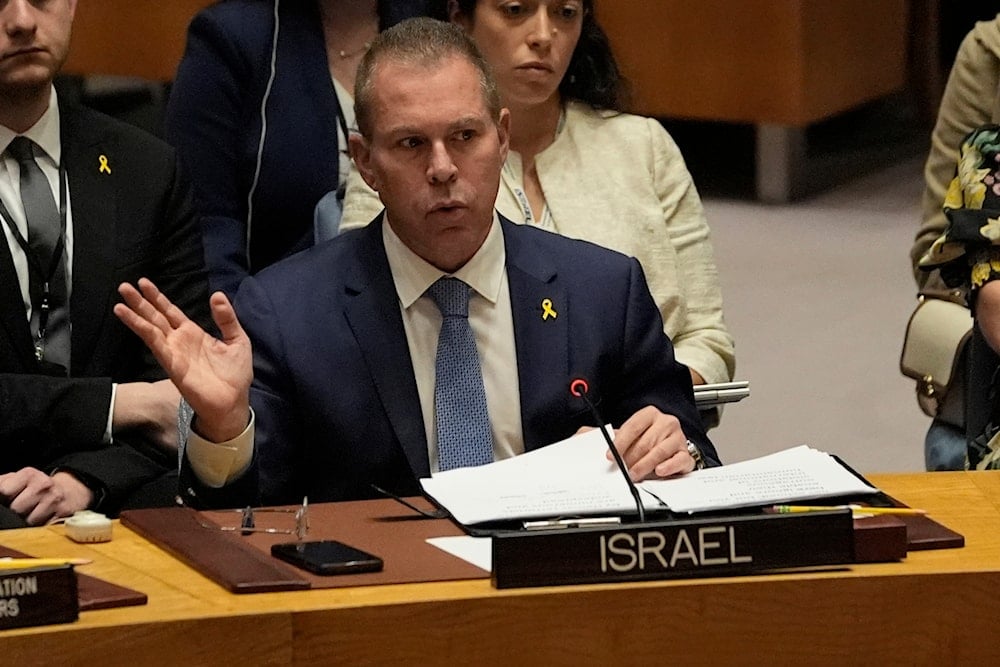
top-left (450, 0), bottom-right (628, 111)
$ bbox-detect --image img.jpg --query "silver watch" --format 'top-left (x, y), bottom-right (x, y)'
top-left (686, 440), bottom-right (705, 470)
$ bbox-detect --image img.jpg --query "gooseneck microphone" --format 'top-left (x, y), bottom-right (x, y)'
top-left (569, 379), bottom-right (646, 522)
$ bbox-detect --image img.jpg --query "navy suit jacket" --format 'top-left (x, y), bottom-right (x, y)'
top-left (187, 216), bottom-right (717, 508)
top-left (0, 99), bottom-right (211, 514)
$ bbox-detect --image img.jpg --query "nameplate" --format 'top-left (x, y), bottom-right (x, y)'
top-left (0, 565), bottom-right (78, 630)
top-left (491, 510), bottom-right (855, 589)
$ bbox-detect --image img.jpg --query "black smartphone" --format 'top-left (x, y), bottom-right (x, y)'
top-left (271, 540), bottom-right (384, 576)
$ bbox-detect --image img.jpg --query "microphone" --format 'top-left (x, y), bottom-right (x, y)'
top-left (569, 379), bottom-right (645, 522)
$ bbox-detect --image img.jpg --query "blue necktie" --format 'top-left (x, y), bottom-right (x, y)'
top-left (428, 277), bottom-right (494, 471)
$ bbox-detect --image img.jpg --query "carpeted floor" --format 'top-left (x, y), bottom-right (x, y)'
top-left (705, 156), bottom-right (930, 471)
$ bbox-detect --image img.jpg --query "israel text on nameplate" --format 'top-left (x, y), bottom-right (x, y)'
top-left (490, 510), bottom-right (856, 588)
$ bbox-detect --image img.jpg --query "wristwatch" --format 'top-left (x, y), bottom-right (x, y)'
top-left (686, 440), bottom-right (706, 470)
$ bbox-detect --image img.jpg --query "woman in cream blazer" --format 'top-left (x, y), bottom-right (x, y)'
top-left (341, 0), bottom-right (735, 397)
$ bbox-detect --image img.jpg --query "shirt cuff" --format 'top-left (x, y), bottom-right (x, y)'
top-left (185, 411), bottom-right (255, 488)
top-left (105, 383), bottom-right (117, 444)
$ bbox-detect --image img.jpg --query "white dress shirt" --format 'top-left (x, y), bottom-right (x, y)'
top-left (383, 213), bottom-right (524, 472)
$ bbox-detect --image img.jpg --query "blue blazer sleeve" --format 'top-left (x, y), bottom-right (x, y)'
top-left (615, 257), bottom-right (720, 466)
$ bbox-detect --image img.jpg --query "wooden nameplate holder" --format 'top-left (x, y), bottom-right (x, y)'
top-left (0, 545), bottom-right (146, 617)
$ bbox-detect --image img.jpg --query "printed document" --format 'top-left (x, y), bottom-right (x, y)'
top-left (641, 445), bottom-right (876, 513)
top-left (421, 429), bottom-right (662, 525)
top-left (420, 432), bottom-right (877, 525)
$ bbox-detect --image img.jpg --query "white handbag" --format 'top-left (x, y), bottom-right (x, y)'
top-left (900, 293), bottom-right (973, 427)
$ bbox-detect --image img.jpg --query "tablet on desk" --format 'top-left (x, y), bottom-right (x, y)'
top-left (694, 380), bottom-right (750, 407)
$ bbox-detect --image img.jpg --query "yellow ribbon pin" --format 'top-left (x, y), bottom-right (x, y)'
top-left (541, 298), bottom-right (557, 320)
top-left (98, 155), bottom-right (111, 174)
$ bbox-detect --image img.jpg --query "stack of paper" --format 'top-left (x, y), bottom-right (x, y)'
top-left (420, 432), bottom-right (878, 526)
top-left (641, 445), bottom-right (876, 513)
top-left (421, 429), bottom-right (661, 525)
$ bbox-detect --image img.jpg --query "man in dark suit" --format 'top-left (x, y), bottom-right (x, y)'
top-left (115, 18), bottom-right (717, 509)
top-left (0, 0), bottom-right (210, 526)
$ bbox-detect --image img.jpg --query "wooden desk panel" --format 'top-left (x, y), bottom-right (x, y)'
top-left (598, 0), bottom-right (909, 126)
top-left (2, 473), bottom-right (1000, 665)
top-left (596, 0), bottom-right (911, 202)
top-left (63, 1), bottom-right (212, 81)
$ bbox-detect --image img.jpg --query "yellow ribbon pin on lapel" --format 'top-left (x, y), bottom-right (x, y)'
top-left (98, 155), bottom-right (111, 174)
top-left (541, 298), bottom-right (557, 320)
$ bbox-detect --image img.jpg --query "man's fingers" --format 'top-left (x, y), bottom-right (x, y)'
top-left (116, 282), bottom-right (172, 336)
top-left (607, 429), bottom-right (662, 480)
top-left (0, 471), bottom-right (28, 501)
top-left (113, 301), bottom-right (159, 346)
top-left (5, 469), bottom-right (52, 523)
top-left (654, 450), bottom-right (694, 478)
top-left (25, 497), bottom-right (58, 527)
top-left (138, 277), bottom-right (190, 331)
top-left (209, 291), bottom-right (248, 344)
top-left (609, 407), bottom-right (690, 480)
top-left (610, 406), bottom-right (660, 466)
top-left (620, 432), bottom-right (666, 480)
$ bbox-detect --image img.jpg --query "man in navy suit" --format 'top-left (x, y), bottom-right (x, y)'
top-left (116, 18), bottom-right (717, 508)
top-left (0, 0), bottom-right (210, 526)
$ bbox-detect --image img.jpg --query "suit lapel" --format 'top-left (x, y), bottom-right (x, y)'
top-left (60, 104), bottom-right (117, 374)
top-left (342, 221), bottom-right (431, 478)
top-left (502, 220), bottom-right (571, 451)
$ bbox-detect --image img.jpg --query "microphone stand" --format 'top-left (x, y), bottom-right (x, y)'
top-left (570, 379), bottom-right (645, 523)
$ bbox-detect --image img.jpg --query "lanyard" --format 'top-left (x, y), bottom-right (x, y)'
top-left (502, 160), bottom-right (554, 230)
top-left (333, 86), bottom-right (351, 202)
top-left (501, 108), bottom-right (565, 231)
top-left (0, 162), bottom-right (69, 356)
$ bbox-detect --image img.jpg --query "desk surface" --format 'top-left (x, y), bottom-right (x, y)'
top-left (4, 472), bottom-right (1000, 665)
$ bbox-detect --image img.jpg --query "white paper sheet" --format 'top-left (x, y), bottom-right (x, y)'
top-left (420, 428), bottom-right (662, 525)
top-left (421, 437), bottom-right (877, 525)
top-left (639, 445), bottom-right (877, 513)
top-left (426, 536), bottom-right (492, 572)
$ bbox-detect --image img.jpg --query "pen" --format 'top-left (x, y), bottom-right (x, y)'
top-left (522, 517), bottom-right (621, 531)
top-left (0, 557), bottom-right (91, 570)
top-left (771, 505), bottom-right (927, 516)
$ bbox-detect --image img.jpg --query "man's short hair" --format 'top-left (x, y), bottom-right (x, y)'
top-left (354, 17), bottom-right (501, 138)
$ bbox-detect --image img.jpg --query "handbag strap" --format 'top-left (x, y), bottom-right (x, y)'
top-left (917, 287), bottom-right (968, 307)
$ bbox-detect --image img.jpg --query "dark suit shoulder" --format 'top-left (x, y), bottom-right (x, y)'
top-left (236, 223), bottom-right (378, 301)
top-left (501, 216), bottom-right (639, 279)
top-left (60, 101), bottom-right (178, 163)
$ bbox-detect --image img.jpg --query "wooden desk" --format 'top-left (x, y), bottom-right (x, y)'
top-left (3, 473), bottom-right (1000, 665)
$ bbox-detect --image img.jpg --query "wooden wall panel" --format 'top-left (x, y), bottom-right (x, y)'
top-left (63, 1), bottom-right (212, 81)
top-left (598, 0), bottom-right (909, 125)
